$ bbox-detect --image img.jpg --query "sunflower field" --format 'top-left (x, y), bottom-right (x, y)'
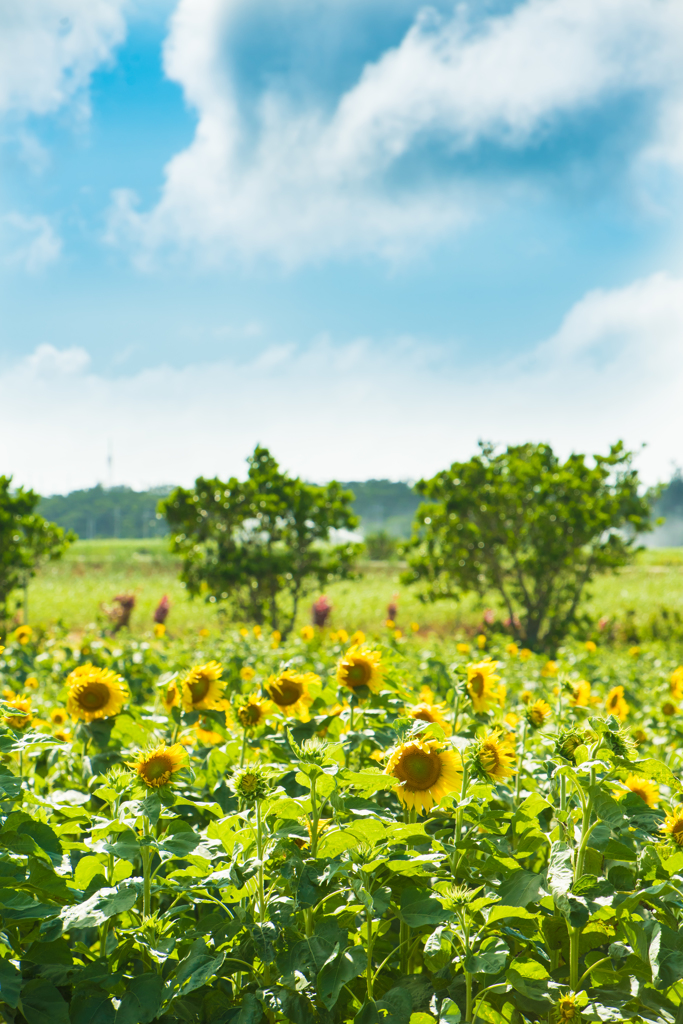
top-left (2, 623), bottom-right (683, 1024)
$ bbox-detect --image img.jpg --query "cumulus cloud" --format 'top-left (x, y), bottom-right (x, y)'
top-left (2, 213), bottom-right (63, 271)
top-left (108, 0), bottom-right (683, 264)
top-left (1, 272), bottom-right (682, 494)
top-left (0, 0), bottom-right (127, 118)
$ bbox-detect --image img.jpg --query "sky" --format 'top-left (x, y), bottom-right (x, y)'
top-left (2, 0), bottom-right (683, 495)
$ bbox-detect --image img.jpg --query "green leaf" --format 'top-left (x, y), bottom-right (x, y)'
top-left (115, 973), bottom-right (164, 1024)
top-left (410, 1015), bottom-right (437, 1024)
top-left (0, 957), bottom-right (22, 1008)
top-left (157, 820), bottom-right (202, 857)
top-left (59, 881), bottom-right (140, 931)
top-left (628, 758), bottom-right (681, 791)
top-left (465, 937), bottom-right (509, 975)
top-left (399, 887), bottom-right (448, 927)
top-left (317, 830), bottom-right (359, 858)
top-left (547, 842), bottom-right (573, 903)
top-left (74, 855), bottom-right (106, 890)
top-left (0, 888), bottom-right (59, 921)
top-left (175, 948), bottom-right (226, 995)
top-left (506, 957), bottom-right (551, 1004)
top-left (317, 943), bottom-right (366, 1010)
top-left (0, 768), bottom-right (23, 801)
top-left (19, 980), bottom-right (70, 1024)
top-left (497, 870), bottom-right (544, 907)
top-left (377, 986), bottom-right (412, 1023)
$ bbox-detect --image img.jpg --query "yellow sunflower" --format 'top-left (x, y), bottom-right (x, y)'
top-left (662, 701), bottom-right (678, 717)
top-left (54, 729), bottom-right (72, 743)
top-left (161, 678), bottom-right (180, 713)
top-left (671, 666), bottom-right (683, 699)
top-left (266, 671), bottom-right (318, 721)
top-left (235, 694), bottom-right (273, 730)
top-left (615, 774), bottom-right (659, 808)
top-left (25, 676), bottom-right (39, 690)
top-left (300, 625), bottom-right (315, 641)
top-left (406, 701), bottom-right (451, 735)
top-left (605, 685), bottom-right (629, 722)
top-left (526, 698), bottom-right (552, 729)
top-left (662, 807), bottom-right (683, 847)
top-left (456, 642), bottom-right (471, 654)
top-left (66, 665), bottom-right (128, 723)
top-left (519, 648), bottom-right (532, 662)
top-left (466, 659), bottom-right (501, 713)
top-left (472, 730), bottom-right (516, 782)
top-left (181, 661), bottom-right (225, 712)
top-left (50, 708), bottom-right (68, 728)
top-left (385, 739), bottom-right (462, 813)
top-left (240, 665), bottom-right (256, 682)
top-left (541, 660), bottom-right (558, 677)
top-left (570, 680), bottom-right (592, 707)
top-left (505, 642), bottom-right (519, 656)
top-left (130, 743), bottom-right (187, 788)
top-left (585, 640), bottom-right (597, 653)
top-left (14, 625), bottom-right (33, 645)
top-left (4, 697), bottom-right (33, 730)
top-left (336, 645), bottom-right (384, 694)
top-left (555, 994), bottom-right (580, 1023)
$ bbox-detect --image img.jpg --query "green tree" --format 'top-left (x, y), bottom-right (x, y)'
top-left (160, 446), bottom-right (361, 635)
top-left (0, 477), bottom-right (75, 624)
top-left (402, 441), bottom-right (652, 650)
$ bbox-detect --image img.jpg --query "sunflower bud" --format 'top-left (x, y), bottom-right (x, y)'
top-left (231, 765), bottom-right (272, 804)
top-left (525, 698), bottom-right (551, 730)
top-left (555, 728), bottom-right (585, 764)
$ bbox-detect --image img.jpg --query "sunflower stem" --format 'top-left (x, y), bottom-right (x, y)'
top-left (142, 814), bottom-right (152, 919)
top-left (309, 773), bottom-right (320, 859)
top-left (514, 721), bottom-right (526, 808)
top-left (255, 798), bottom-right (266, 924)
top-left (239, 729), bottom-right (247, 769)
top-left (454, 764), bottom-right (470, 860)
top-left (452, 683), bottom-right (461, 734)
top-left (365, 909), bottom-right (374, 1001)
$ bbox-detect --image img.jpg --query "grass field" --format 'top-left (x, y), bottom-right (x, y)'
top-left (21, 538), bottom-right (683, 641)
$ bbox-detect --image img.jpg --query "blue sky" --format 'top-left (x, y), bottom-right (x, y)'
top-left (2, 0), bottom-right (683, 493)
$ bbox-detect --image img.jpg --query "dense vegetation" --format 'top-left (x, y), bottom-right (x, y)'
top-left (2, 623), bottom-right (683, 1023)
top-left (39, 486), bottom-right (172, 541)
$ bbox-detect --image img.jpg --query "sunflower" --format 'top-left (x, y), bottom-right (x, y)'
top-left (130, 743), bottom-right (187, 788)
top-left (14, 625), bottom-right (33, 645)
top-left (605, 685), bottom-right (629, 722)
top-left (471, 730), bottom-right (516, 782)
top-left (570, 680), bottom-right (591, 707)
top-left (526, 698), bottom-right (551, 729)
top-left (195, 718), bottom-right (223, 745)
top-left (266, 671), bottom-right (318, 720)
top-left (662, 701), bottom-right (678, 717)
top-left (54, 729), bottom-right (72, 743)
top-left (541, 660), bottom-right (558, 677)
top-left (66, 665), bottom-right (128, 722)
top-left (505, 643), bottom-right (519, 656)
top-left (161, 678), bottom-right (180, 714)
top-left (235, 694), bottom-right (273, 730)
top-left (154, 623), bottom-right (166, 639)
top-left (336, 645), bottom-right (384, 694)
top-left (4, 697), bottom-right (32, 730)
top-left (466, 659), bottom-right (501, 713)
top-left (180, 661), bottom-right (225, 712)
top-left (25, 676), bottom-right (39, 690)
top-left (456, 642), bottom-right (471, 654)
top-left (671, 666), bottom-right (683, 699)
top-left (406, 701), bottom-right (451, 735)
top-left (240, 665), bottom-right (256, 682)
top-left (300, 625), bottom-right (315, 641)
top-left (519, 648), bottom-right (532, 661)
top-left (385, 739), bottom-right (462, 813)
top-left (616, 774), bottom-right (659, 808)
top-left (50, 708), bottom-right (68, 728)
top-left (585, 640), bottom-right (597, 653)
top-left (662, 807), bottom-right (683, 847)
top-left (554, 994), bottom-right (580, 1023)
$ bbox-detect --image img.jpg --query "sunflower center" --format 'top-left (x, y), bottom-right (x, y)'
top-left (189, 675), bottom-right (211, 703)
top-left (671, 819), bottom-right (683, 844)
top-left (399, 749), bottom-right (442, 790)
top-left (143, 755), bottom-right (173, 781)
top-left (470, 673), bottom-right (485, 696)
top-left (413, 708), bottom-right (435, 723)
top-left (346, 661), bottom-right (371, 688)
top-left (243, 704), bottom-right (260, 723)
top-left (480, 743), bottom-right (501, 771)
top-left (271, 679), bottom-right (303, 706)
top-left (631, 786), bottom-right (648, 802)
top-left (77, 683), bottom-right (111, 710)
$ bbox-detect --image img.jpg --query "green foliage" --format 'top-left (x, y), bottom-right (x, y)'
top-left (0, 476), bottom-right (75, 622)
top-left (364, 530), bottom-right (398, 561)
top-left (403, 441), bottom-right (652, 650)
top-left (39, 484), bottom-right (172, 540)
top-left (161, 446), bottom-right (361, 635)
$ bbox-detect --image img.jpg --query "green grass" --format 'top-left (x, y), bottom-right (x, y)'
top-left (22, 539), bottom-right (683, 640)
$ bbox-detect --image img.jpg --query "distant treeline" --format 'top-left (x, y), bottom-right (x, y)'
top-left (38, 480), bottom-right (422, 540)
top-left (38, 472), bottom-right (683, 543)
top-left (38, 485), bottom-right (173, 540)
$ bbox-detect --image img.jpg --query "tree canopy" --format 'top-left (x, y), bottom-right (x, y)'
top-left (0, 476), bottom-right (75, 622)
top-left (402, 441), bottom-right (652, 650)
top-left (160, 446), bottom-right (360, 635)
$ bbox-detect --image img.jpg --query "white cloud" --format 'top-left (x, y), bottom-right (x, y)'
top-left (2, 213), bottom-right (63, 271)
top-left (0, 0), bottom-right (127, 118)
top-left (108, 0), bottom-right (683, 264)
top-left (1, 271), bottom-right (683, 495)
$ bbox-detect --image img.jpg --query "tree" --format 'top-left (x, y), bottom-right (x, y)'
top-left (160, 446), bottom-right (361, 635)
top-left (402, 441), bottom-right (652, 650)
top-left (0, 477), bottom-right (75, 623)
